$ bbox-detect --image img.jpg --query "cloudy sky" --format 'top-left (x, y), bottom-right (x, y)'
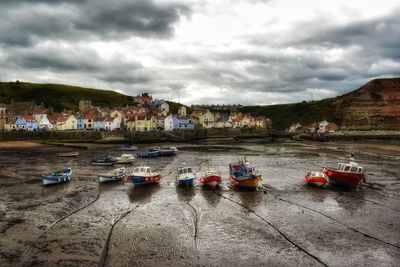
top-left (0, 0), bottom-right (399, 105)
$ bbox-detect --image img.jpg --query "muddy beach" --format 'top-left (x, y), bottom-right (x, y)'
top-left (0, 141), bottom-right (399, 266)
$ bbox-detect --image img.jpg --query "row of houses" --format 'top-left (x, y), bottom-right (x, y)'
top-left (0, 97), bottom-right (271, 132)
top-left (288, 120), bottom-right (339, 133)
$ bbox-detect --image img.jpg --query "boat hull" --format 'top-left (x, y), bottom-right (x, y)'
top-left (303, 176), bottom-right (328, 187)
top-left (42, 175), bottom-right (71, 185)
top-left (200, 175), bottom-right (222, 187)
top-left (136, 151), bottom-right (160, 158)
top-left (177, 178), bottom-right (194, 186)
top-left (323, 167), bottom-right (365, 188)
top-left (99, 175), bottom-right (124, 183)
top-left (92, 162), bottom-right (115, 166)
top-left (229, 175), bottom-right (262, 190)
top-left (129, 175), bottom-right (161, 186)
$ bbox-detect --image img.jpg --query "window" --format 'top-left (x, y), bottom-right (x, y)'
top-left (140, 168), bottom-right (145, 172)
top-left (134, 168), bottom-right (138, 172)
top-left (188, 168), bottom-right (192, 173)
top-left (344, 166), bottom-right (350, 172)
top-left (146, 168), bottom-right (150, 173)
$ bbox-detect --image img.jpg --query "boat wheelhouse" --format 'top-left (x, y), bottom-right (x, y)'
top-left (128, 166), bottom-right (161, 186)
top-left (176, 166), bottom-right (195, 186)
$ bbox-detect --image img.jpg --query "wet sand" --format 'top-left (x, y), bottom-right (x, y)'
top-left (0, 141), bottom-right (399, 266)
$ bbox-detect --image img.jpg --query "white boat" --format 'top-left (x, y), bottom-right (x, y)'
top-left (98, 167), bottom-right (126, 183)
top-left (116, 154), bottom-right (135, 164)
top-left (176, 165), bottom-right (196, 186)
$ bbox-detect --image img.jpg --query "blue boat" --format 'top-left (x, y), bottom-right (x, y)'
top-left (150, 146), bottom-right (178, 156)
top-left (176, 166), bottom-right (195, 186)
top-left (128, 166), bottom-right (161, 186)
top-left (92, 156), bottom-right (117, 166)
top-left (136, 150), bottom-right (160, 158)
top-left (42, 168), bottom-right (72, 186)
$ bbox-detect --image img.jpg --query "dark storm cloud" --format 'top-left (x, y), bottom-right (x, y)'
top-left (0, 0), bottom-right (191, 47)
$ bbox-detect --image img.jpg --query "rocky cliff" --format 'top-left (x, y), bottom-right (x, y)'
top-left (333, 78), bottom-right (400, 130)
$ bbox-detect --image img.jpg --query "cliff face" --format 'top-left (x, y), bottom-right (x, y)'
top-left (334, 78), bottom-right (400, 130)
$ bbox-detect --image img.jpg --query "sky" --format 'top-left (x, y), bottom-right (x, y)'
top-left (0, 0), bottom-right (399, 105)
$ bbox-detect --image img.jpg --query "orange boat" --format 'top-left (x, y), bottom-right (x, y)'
top-left (303, 171), bottom-right (328, 187)
top-left (229, 159), bottom-right (263, 190)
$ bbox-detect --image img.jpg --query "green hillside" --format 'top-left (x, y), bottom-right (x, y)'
top-left (240, 98), bottom-right (338, 131)
top-left (0, 81), bottom-right (134, 111)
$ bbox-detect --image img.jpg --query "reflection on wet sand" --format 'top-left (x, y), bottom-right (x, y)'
top-left (128, 183), bottom-right (161, 204)
top-left (200, 187), bottom-right (222, 207)
top-left (176, 185), bottom-right (196, 202)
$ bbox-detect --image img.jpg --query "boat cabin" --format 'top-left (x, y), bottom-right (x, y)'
top-left (133, 166), bottom-right (152, 174)
top-left (337, 162), bottom-right (363, 173)
top-left (306, 171), bottom-right (326, 177)
top-left (177, 167), bottom-right (193, 175)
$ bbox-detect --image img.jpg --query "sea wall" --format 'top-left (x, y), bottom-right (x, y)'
top-left (0, 128), bottom-right (270, 143)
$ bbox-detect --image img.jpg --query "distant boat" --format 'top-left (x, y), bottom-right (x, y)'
top-left (115, 154), bottom-right (135, 164)
top-left (176, 165), bottom-right (195, 186)
top-left (150, 146), bottom-right (178, 156)
top-left (98, 167), bottom-right (126, 183)
top-left (303, 171), bottom-right (328, 187)
top-left (229, 159), bottom-right (262, 190)
top-left (42, 168), bottom-right (72, 186)
top-left (92, 156), bottom-right (117, 166)
top-left (136, 150), bottom-right (160, 158)
top-left (122, 145), bottom-right (138, 151)
top-left (128, 166), bottom-right (161, 186)
top-left (57, 151), bottom-right (79, 157)
top-left (200, 170), bottom-right (222, 188)
top-left (321, 158), bottom-right (365, 188)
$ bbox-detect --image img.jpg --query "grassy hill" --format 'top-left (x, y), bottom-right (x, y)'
top-left (240, 98), bottom-right (338, 131)
top-left (0, 81), bottom-right (134, 111)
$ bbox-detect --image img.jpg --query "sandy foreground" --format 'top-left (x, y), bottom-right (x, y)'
top-left (0, 141), bottom-right (399, 266)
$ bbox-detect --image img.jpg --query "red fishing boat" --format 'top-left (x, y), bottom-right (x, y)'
top-left (303, 171), bottom-right (328, 187)
top-left (200, 170), bottom-right (222, 188)
top-left (321, 160), bottom-right (365, 188)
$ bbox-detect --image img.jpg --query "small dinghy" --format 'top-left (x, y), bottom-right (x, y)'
top-left (57, 151), bottom-right (79, 157)
top-left (92, 156), bottom-right (117, 166)
top-left (176, 165), bottom-right (196, 186)
top-left (200, 170), bottom-right (222, 188)
top-left (303, 171), bottom-right (328, 187)
top-left (122, 145), bottom-right (138, 151)
top-left (42, 168), bottom-right (72, 186)
top-left (98, 167), bottom-right (126, 183)
top-left (127, 166), bottom-right (161, 186)
top-left (116, 154), bottom-right (135, 164)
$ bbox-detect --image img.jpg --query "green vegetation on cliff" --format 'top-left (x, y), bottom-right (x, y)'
top-left (240, 98), bottom-right (338, 130)
top-left (0, 81), bottom-right (134, 111)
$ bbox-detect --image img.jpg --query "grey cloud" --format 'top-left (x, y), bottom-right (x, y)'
top-left (0, 0), bottom-right (191, 47)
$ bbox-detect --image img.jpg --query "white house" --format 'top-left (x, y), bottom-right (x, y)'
top-left (288, 123), bottom-right (302, 132)
top-left (214, 117), bottom-right (232, 128)
top-left (318, 120), bottom-right (329, 133)
top-left (178, 106), bottom-right (186, 117)
top-left (33, 113), bottom-right (53, 130)
top-left (164, 115), bottom-right (175, 131)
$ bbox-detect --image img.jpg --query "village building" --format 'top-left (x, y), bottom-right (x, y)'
top-left (325, 123), bottom-right (339, 133)
top-left (84, 109), bottom-right (98, 130)
top-left (318, 120), bottom-right (330, 133)
top-left (164, 115), bottom-right (194, 131)
top-left (153, 99), bottom-right (169, 116)
top-left (241, 114), bottom-right (253, 128)
top-left (253, 116), bottom-right (268, 128)
top-left (192, 109), bottom-right (214, 128)
top-left (49, 113), bottom-right (77, 131)
top-left (214, 116), bottom-right (232, 128)
top-left (134, 93), bottom-right (153, 104)
top-left (288, 122), bottom-right (302, 132)
top-left (0, 103), bottom-right (7, 130)
top-left (126, 115), bottom-right (156, 132)
top-left (79, 100), bottom-right (92, 112)
top-left (178, 106), bottom-right (186, 117)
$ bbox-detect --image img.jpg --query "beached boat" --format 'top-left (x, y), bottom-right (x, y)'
top-left (136, 150), bottom-right (160, 158)
top-left (200, 170), bottom-right (222, 188)
top-left (303, 171), bottom-right (328, 187)
top-left (229, 159), bottom-right (262, 190)
top-left (127, 166), bottom-right (161, 186)
top-left (176, 165), bottom-right (196, 186)
top-left (42, 168), bottom-right (72, 185)
top-left (115, 154), bottom-right (135, 164)
top-left (91, 156), bottom-right (117, 166)
top-left (122, 145), bottom-right (138, 151)
top-left (322, 160), bottom-right (365, 188)
top-left (57, 151), bottom-right (79, 157)
top-left (98, 167), bottom-right (126, 183)
top-left (150, 146), bottom-right (178, 156)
